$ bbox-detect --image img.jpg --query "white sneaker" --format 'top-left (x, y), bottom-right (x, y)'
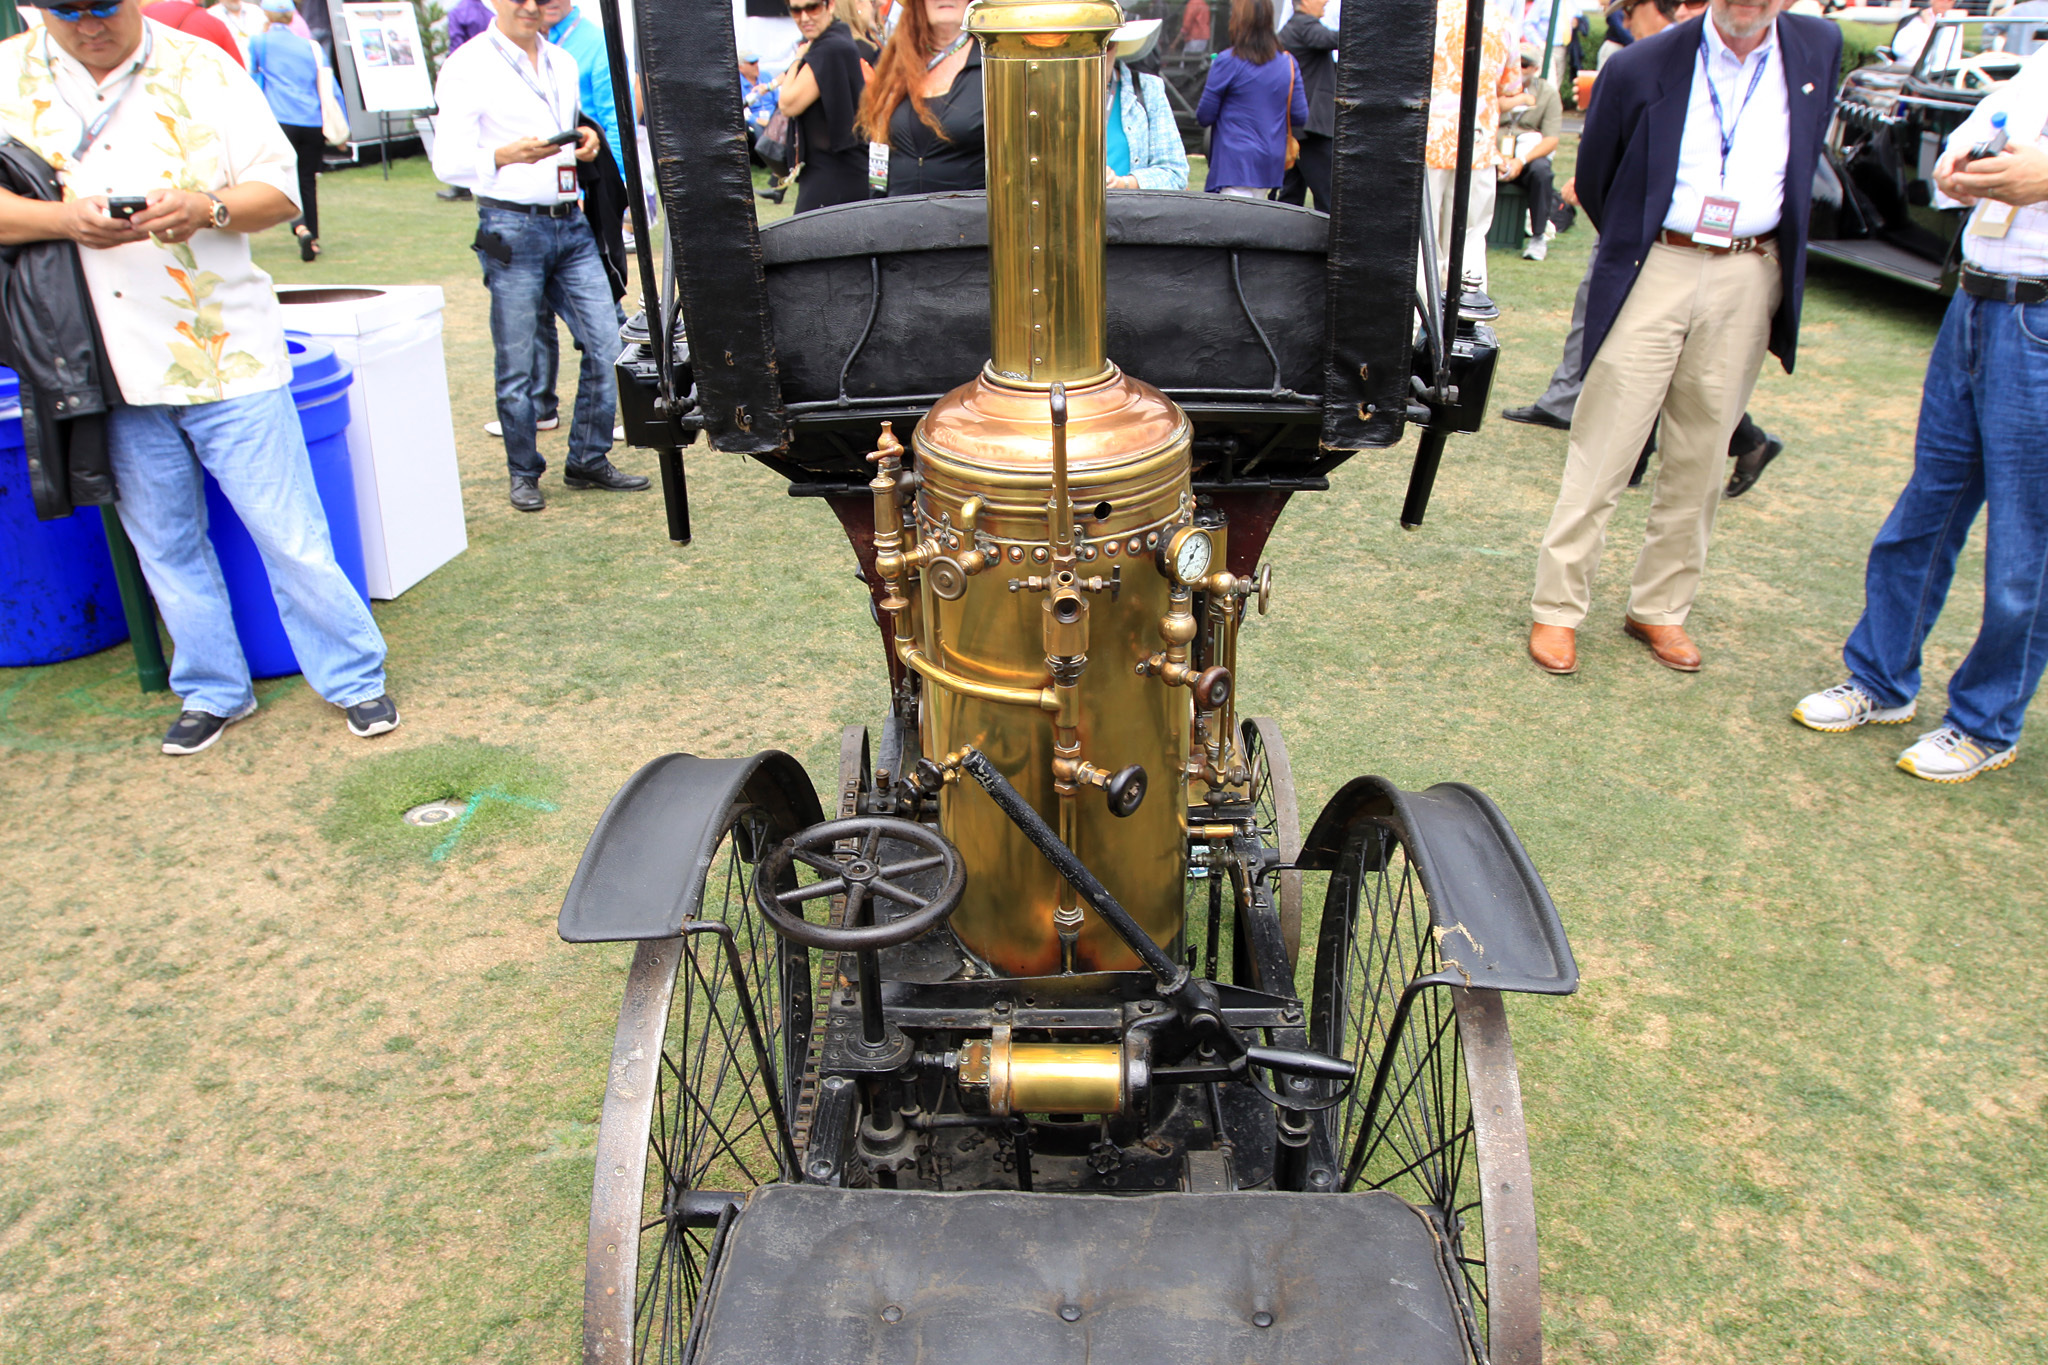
top-left (1897, 725), bottom-right (2017, 783)
top-left (1521, 236), bottom-right (1548, 261)
top-left (1792, 681), bottom-right (1917, 733)
top-left (484, 417), bottom-right (561, 437)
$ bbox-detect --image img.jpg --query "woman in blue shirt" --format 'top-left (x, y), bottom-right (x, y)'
top-left (1194, 0), bottom-right (1306, 197)
top-left (248, 0), bottom-right (341, 260)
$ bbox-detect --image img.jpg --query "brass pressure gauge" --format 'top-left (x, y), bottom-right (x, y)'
top-left (1162, 526), bottom-right (1213, 586)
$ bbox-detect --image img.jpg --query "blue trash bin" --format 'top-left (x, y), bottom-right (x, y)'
top-left (0, 364), bottom-right (129, 667)
top-left (203, 335), bottom-right (367, 679)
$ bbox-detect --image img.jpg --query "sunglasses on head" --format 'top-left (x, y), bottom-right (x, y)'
top-left (44, 2), bottom-right (124, 20)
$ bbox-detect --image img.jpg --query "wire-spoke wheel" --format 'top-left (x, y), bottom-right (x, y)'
top-left (1307, 816), bottom-right (1544, 1365)
top-left (1240, 716), bottom-right (1303, 965)
top-left (582, 802), bottom-right (811, 1365)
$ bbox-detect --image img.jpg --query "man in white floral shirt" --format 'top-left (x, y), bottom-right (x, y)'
top-left (0, 0), bottom-right (398, 755)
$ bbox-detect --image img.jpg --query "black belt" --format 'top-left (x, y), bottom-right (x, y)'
top-left (1961, 265), bottom-right (2048, 305)
top-left (477, 196), bottom-right (579, 219)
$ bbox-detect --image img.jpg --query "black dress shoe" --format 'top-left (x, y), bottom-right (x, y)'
top-left (563, 461), bottom-right (650, 491)
top-left (1725, 434), bottom-right (1785, 499)
top-left (510, 476), bottom-right (546, 512)
top-left (1502, 404), bottom-right (1571, 431)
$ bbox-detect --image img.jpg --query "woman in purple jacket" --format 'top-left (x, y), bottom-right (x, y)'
top-left (1194, 0), bottom-right (1307, 197)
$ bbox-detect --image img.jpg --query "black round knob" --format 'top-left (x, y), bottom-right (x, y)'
top-left (1105, 764), bottom-right (1148, 818)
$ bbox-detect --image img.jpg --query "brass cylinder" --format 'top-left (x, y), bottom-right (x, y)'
top-left (960, 1032), bottom-right (1124, 1116)
top-left (907, 0), bottom-right (1196, 977)
top-left (916, 374), bottom-right (1191, 975)
top-left (973, 0), bottom-right (1120, 385)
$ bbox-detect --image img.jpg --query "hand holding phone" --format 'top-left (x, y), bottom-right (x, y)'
top-left (107, 196), bottom-right (148, 220)
top-left (542, 128), bottom-right (580, 147)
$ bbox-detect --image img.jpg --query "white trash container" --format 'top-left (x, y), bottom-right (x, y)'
top-left (275, 285), bottom-right (467, 600)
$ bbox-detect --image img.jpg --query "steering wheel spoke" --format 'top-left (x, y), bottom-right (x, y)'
top-left (752, 816), bottom-right (967, 951)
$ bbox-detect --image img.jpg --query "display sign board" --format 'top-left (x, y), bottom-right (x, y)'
top-left (341, 3), bottom-right (435, 112)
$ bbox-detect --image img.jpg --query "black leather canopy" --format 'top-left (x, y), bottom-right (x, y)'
top-left (627, 0), bottom-right (1436, 457)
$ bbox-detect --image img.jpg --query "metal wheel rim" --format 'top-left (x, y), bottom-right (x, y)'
top-left (1309, 819), bottom-right (1544, 1365)
top-left (581, 804), bottom-right (806, 1365)
top-left (1241, 715), bottom-right (1304, 965)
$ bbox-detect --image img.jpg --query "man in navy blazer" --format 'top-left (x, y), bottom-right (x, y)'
top-left (1526, 0), bottom-right (1840, 676)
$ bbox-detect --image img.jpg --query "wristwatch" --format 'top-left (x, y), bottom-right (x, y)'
top-left (204, 192), bottom-right (230, 229)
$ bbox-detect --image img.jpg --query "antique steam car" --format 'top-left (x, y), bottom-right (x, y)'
top-left (558, 0), bottom-right (1577, 1361)
top-left (1814, 13), bottom-right (2048, 291)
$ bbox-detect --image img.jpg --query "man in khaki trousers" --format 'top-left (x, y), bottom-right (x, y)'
top-left (1526, 0), bottom-right (1839, 674)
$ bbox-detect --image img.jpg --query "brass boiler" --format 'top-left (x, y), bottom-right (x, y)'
top-left (868, 0), bottom-right (1202, 977)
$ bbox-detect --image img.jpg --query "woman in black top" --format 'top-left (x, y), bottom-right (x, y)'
top-left (777, 0), bottom-right (870, 213)
top-left (858, 0), bottom-right (986, 196)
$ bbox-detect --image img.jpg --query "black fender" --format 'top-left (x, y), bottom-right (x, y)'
top-left (1299, 778), bottom-right (1578, 996)
top-left (558, 751), bottom-right (825, 944)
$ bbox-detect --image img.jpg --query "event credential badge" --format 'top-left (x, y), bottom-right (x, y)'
top-left (559, 164), bottom-right (578, 200)
top-left (1694, 196), bottom-right (1740, 249)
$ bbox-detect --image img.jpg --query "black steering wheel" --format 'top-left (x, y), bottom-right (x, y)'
top-left (752, 816), bottom-right (966, 951)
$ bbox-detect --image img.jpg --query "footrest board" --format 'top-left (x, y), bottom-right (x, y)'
top-left (689, 1185), bottom-right (1471, 1364)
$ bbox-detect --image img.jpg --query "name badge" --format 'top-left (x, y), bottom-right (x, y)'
top-left (1971, 200), bottom-right (2017, 240)
top-left (1694, 196), bottom-right (1740, 249)
top-left (558, 163), bottom-right (578, 200)
top-left (868, 141), bottom-right (889, 195)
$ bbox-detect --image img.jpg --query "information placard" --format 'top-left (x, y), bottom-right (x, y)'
top-left (342, 3), bottom-right (435, 112)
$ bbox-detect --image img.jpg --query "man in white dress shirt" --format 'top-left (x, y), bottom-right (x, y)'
top-left (431, 0), bottom-right (646, 511)
top-left (1792, 44), bottom-right (2048, 782)
top-left (1525, 0), bottom-right (1839, 675)
top-left (0, 0), bottom-right (398, 755)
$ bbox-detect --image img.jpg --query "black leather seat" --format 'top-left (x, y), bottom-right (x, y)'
top-left (689, 1184), bottom-right (1470, 1364)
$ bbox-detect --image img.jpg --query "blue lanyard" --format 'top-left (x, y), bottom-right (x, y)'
top-left (1698, 33), bottom-right (1771, 186)
top-left (43, 27), bottom-right (153, 162)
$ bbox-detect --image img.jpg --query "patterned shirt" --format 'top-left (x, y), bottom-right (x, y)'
top-left (0, 21), bottom-right (300, 407)
top-left (1426, 0), bottom-right (1515, 171)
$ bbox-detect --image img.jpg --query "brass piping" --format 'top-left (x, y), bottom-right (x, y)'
top-left (1044, 383), bottom-right (1087, 972)
top-left (895, 641), bottom-right (1060, 711)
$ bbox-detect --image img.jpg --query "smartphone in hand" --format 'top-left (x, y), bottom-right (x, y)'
top-left (542, 128), bottom-right (580, 147)
top-left (107, 196), bottom-right (149, 220)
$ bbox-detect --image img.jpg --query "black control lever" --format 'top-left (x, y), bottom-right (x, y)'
top-left (958, 747), bottom-right (1354, 1087)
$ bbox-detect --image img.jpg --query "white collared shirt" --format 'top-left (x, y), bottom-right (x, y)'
top-left (0, 21), bottom-right (299, 407)
top-left (429, 23), bottom-right (581, 205)
top-left (1664, 17), bottom-right (1790, 239)
top-left (1942, 42), bottom-right (2048, 276)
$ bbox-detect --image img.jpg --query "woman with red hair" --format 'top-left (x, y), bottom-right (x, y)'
top-left (859, 0), bottom-right (984, 196)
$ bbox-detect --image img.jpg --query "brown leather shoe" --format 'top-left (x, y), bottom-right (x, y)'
top-left (1528, 623), bottom-right (1578, 675)
top-left (1624, 616), bottom-right (1701, 672)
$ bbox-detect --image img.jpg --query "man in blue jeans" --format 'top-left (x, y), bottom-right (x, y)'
top-left (0, 0), bottom-right (396, 756)
top-left (1793, 43), bottom-right (2048, 782)
top-left (430, 0), bottom-right (646, 511)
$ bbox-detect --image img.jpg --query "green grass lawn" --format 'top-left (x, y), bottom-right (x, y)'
top-left (2, 153), bottom-right (2045, 1363)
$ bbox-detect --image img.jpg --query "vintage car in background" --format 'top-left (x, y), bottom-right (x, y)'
top-left (1813, 14), bottom-right (2048, 291)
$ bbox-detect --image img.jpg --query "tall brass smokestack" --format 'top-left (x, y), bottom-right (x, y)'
top-left (971, 0), bottom-right (1122, 385)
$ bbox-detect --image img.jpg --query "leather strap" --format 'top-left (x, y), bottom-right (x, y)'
top-left (1657, 227), bottom-right (1777, 256)
top-left (477, 196), bottom-right (579, 219)
top-left (1961, 265), bottom-right (2048, 305)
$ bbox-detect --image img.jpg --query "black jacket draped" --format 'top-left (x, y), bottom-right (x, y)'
top-left (0, 138), bottom-right (118, 519)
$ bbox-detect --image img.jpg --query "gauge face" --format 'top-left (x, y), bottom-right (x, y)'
top-left (1170, 528), bottom-right (1213, 584)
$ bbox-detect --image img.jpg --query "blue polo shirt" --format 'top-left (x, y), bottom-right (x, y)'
top-left (548, 9), bottom-right (624, 174)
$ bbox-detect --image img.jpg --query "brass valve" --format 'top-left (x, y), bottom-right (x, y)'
top-left (1135, 585), bottom-right (1232, 709)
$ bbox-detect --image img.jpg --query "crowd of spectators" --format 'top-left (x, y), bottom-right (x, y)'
top-left (4, 0), bottom-right (2046, 787)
